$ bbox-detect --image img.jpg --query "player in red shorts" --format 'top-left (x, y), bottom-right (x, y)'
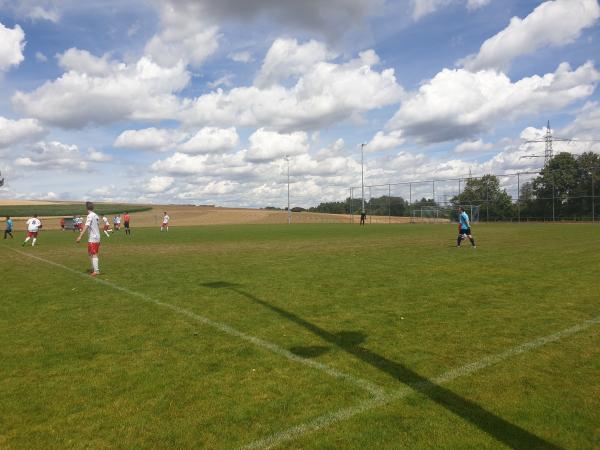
top-left (76, 201), bottom-right (101, 276)
top-left (160, 211), bottom-right (170, 232)
top-left (22, 214), bottom-right (41, 247)
top-left (101, 215), bottom-right (112, 237)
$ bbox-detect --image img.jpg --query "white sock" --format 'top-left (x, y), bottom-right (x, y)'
top-left (32, 238), bottom-right (37, 246)
top-left (104, 231), bottom-right (110, 237)
top-left (92, 256), bottom-right (99, 273)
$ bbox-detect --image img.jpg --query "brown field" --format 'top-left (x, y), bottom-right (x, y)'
top-left (0, 200), bottom-right (62, 206)
top-left (1, 204), bottom-right (447, 231)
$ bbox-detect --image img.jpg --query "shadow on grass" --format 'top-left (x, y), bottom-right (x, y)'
top-left (201, 281), bottom-right (562, 450)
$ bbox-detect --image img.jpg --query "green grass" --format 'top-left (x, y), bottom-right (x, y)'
top-left (0, 203), bottom-right (151, 217)
top-left (1, 223), bottom-right (598, 449)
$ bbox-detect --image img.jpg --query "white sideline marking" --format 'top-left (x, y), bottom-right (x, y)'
top-left (239, 316), bottom-right (600, 450)
top-left (6, 247), bottom-right (385, 397)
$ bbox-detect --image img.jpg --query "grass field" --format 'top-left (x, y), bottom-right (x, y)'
top-left (1, 223), bottom-right (598, 449)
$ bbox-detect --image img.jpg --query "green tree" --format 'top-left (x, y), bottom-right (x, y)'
top-left (451, 175), bottom-right (513, 220)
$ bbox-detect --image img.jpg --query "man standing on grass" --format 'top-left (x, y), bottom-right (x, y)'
top-left (457, 206), bottom-right (476, 248)
top-left (161, 211), bottom-right (170, 232)
top-left (4, 216), bottom-right (13, 239)
top-left (123, 211), bottom-right (131, 235)
top-left (22, 214), bottom-right (41, 247)
top-left (76, 202), bottom-right (101, 276)
top-left (101, 215), bottom-right (112, 237)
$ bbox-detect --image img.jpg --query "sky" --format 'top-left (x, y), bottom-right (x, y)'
top-left (0, 0), bottom-right (599, 208)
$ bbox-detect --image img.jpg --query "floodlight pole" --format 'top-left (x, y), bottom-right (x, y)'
top-left (284, 155), bottom-right (291, 224)
top-left (361, 143), bottom-right (366, 214)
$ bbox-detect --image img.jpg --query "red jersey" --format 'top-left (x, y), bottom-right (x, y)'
top-left (123, 214), bottom-right (130, 222)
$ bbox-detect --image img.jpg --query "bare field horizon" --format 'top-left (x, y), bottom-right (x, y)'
top-left (0, 202), bottom-right (430, 230)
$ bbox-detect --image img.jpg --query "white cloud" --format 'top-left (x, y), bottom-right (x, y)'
top-left (178, 127), bottom-right (239, 154)
top-left (228, 51), bottom-right (253, 63)
top-left (114, 127), bottom-right (185, 152)
top-left (255, 38), bottom-right (334, 87)
top-left (15, 141), bottom-right (89, 170)
top-left (454, 139), bottom-right (493, 153)
top-left (0, 117), bottom-right (45, 148)
top-left (151, 151), bottom-right (258, 178)
top-left (35, 51), bottom-right (48, 62)
top-left (246, 128), bottom-right (309, 162)
top-left (144, 176), bottom-right (175, 193)
top-left (13, 56), bottom-right (190, 128)
top-left (57, 48), bottom-right (112, 76)
top-left (460, 0), bottom-right (600, 71)
top-left (0, 22), bottom-right (26, 72)
top-left (183, 48), bottom-right (403, 131)
top-left (0, 1), bottom-right (61, 22)
top-left (28, 5), bottom-right (59, 22)
top-left (207, 74), bottom-right (234, 89)
top-left (367, 131), bottom-right (404, 152)
top-left (145, 1), bottom-right (220, 68)
top-left (411, 0), bottom-right (489, 20)
top-left (466, 0), bottom-right (490, 10)
top-left (388, 62), bottom-right (600, 144)
top-left (561, 102), bottom-right (600, 138)
top-left (87, 148), bottom-right (112, 162)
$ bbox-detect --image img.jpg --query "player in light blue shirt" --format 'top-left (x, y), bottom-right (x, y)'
top-left (4, 216), bottom-right (14, 239)
top-left (457, 207), bottom-right (476, 248)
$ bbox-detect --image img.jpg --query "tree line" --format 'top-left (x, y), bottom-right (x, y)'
top-left (308, 152), bottom-right (600, 221)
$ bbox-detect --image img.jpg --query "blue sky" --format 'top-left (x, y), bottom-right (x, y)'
top-left (0, 0), bottom-right (599, 207)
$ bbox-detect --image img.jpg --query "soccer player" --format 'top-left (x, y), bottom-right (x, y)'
top-left (4, 216), bottom-right (14, 239)
top-left (360, 210), bottom-right (367, 225)
top-left (76, 201), bottom-right (101, 276)
top-left (123, 211), bottom-right (131, 235)
top-left (22, 214), bottom-right (41, 246)
top-left (101, 215), bottom-right (112, 237)
top-left (113, 215), bottom-right (121, 231)
top-left (160, 212), bottom-right (170, 231)
top-left (457, 206), bottom-right (476, 248)
top-left (60, 217), bottom-right (65, 231)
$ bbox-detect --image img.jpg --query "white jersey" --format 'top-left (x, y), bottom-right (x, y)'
top-left (26, 218), bottom-right (41, 232)
top-left (163, 215), bottom-right (170, 224)
top-left (86, 212), bottom-right (101, 243)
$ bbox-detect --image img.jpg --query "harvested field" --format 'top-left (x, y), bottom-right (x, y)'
top-left (1, 203), bottom-right (445, 230)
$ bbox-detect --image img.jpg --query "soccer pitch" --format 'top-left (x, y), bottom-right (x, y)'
top-left (1, 223), bottom-right (598, 449)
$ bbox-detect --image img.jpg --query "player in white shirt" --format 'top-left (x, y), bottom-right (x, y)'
top-left (102, 215), bottom-right (112, 237)
top-left (22, 214), bottom-right (42, 247)
top-left (76, 202), bottom-right (102, 276)
top-left (160, 212), bottom-right (170, 232)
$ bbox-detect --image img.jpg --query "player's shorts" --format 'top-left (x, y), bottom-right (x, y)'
top-left (459, 227), bottom-right (471, 235)
top-left (162, 222), bottom-right (168, 227)
top-left (27, 231), bottom-right (38, 238)
top-left (104, 225), bottom-right (110, 231)
top-left (88, 242), bottom-right (100, 256)
top-left (124, 221), bottom-right (130, 229)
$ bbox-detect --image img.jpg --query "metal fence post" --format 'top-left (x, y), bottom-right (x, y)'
top-left (486, 182), bottom-right (489, 222)
top-left (552, 174), bottom-right (556, 222)
top-left (432, 180), bottom-right (435, 206)
top-left (592, 171), bottom-right (596, 224)
top-left (517, 173), bottom-right (521, 223)
top-left (409, 182), bottom-right (412, 214)
top-left (369, 186), bottom-right (372, 224)
top-left (350, 187), bottom-right (354, 224)
top-left (388, 184), bottom-right (391, 224)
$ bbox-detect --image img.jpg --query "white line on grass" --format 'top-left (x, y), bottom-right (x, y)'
top-left (6, 247), bottom-right (386, 398)
top-left (239, 315), bottom-right (600, 450)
